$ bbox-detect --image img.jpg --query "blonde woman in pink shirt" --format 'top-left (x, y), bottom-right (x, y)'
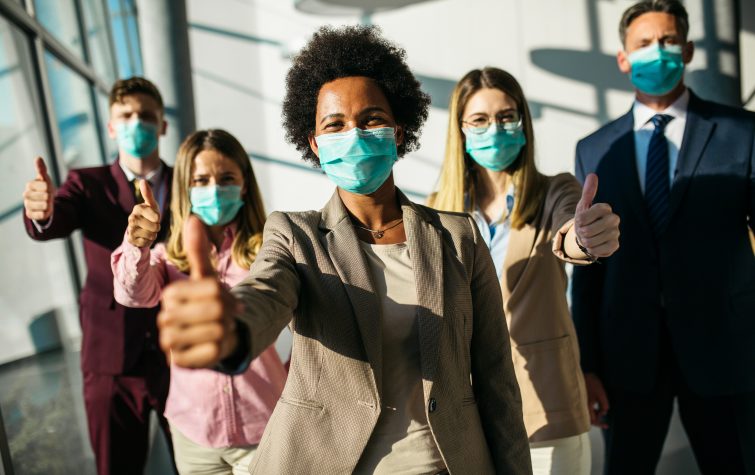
top-left (111, 129), bottom-right (287, 475)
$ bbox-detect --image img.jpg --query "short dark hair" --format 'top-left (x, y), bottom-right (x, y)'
top-left (281, 25), bottom-right (431, 166)
top-left (619, 0), bottom-right (689, 45)
top-left (109, 76), bottom-right (164, 110)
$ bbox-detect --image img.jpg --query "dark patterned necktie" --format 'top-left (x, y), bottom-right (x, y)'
top-left (132, 179), bottom-right (144, 205)
top-left (645, 114), bottom-right (674, 237)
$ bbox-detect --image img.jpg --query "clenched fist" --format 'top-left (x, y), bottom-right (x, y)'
top-left (23, 157), bottom-right (55, 222)
top-left (126, 179), bottom-right (161, 248)
top-left (158, 215), bottom-right (240, 368)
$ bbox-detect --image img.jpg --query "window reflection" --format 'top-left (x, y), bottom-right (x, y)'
top-left (44, 51), bottom-right (103, 169)
top-left (34, 0), bottom-right (84, 59)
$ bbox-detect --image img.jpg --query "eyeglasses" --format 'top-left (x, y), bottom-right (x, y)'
top-left (462, 111), bottom-right (522, 135)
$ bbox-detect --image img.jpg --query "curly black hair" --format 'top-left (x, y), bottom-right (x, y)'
top-left (282, 25), bottom-right (431, 166)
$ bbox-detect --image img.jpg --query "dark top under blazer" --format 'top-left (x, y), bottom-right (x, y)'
top-left (572, 90), bottom-right (755, 396)
top-left (23, 159), bottom-right (173, 375)
top-left (231, 189), bottom-right (531, 475)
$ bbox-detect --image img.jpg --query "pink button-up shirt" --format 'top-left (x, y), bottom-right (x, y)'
top-left (111, 226), bottom-right (287, 448)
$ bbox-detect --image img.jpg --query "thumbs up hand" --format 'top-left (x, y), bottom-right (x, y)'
top-left (126, 179), bottom-right (161, 248)
top-left (573, 174), bottom-right (620, 259)
top-left (157, 215), bottom-right (240, 369)
top-left (23, 157), bottom-right (55, 222)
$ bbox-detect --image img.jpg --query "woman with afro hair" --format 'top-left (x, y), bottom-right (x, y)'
top-left (156, 25), bottom-right (531, 475)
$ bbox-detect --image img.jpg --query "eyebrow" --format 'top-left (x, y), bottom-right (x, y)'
top-left (466, 107), bottom-right (517, 116)
top-left (319, 113), bottom-right (344, 125)
top-left (318, 106), bottom-right (389, 125)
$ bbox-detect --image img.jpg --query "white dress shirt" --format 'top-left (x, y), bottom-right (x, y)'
top-left (120, 160), bottom-right (167, 212)
top-left (632, 88), bottom-right (689, 194)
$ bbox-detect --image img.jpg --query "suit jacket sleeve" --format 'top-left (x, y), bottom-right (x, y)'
top-left (231, 211), bottom-right (300, 363)
top-left (571, 142), bottom-right (606, 374)
top-left (23, 169), bottom-right (85, 240)
top-left (467, 216), bottom-right (532, 474)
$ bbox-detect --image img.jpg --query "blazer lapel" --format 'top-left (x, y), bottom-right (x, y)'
top-left (500, 225), bottom-right (537, 300)
top-left (158, 163), bottom-right (173, 241)
top-left (669, 92), bottom-right (715, 219)
top-left (110, 159), bottom-right (136, 215)
top-left (604, 112), bottom-right (655, 238)
top-left (320, 191), bottom-right (383, 396)
top-left (399, 191), bottom-right (444, 389)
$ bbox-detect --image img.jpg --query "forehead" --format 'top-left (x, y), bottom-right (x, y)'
top-left (110, 93), bottom-right (162, 113)
top-left (464, 88), bottom-right (517, 114)
top-left (626, 12), bottom-right (680, 40)
top-left (316, 76), bottom-right (393, 117)
top-left (192, 149), bottom-right (241, 172)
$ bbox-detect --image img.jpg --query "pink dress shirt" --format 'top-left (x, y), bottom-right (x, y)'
top-left (111, 225), bottom-right (287, 448)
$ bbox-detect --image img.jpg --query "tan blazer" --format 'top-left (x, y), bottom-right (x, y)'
top-left (503, 173), bottom-right (591, 442)
top-left (232, 190), bottom-right (531, 475)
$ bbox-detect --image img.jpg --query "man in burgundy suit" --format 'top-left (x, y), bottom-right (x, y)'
top-left (22, 77), bottom-right (175, 475)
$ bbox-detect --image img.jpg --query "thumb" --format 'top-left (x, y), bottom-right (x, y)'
top-left (576, 173), bottom-right (599, 214)
top-left (184, 214), bottom-right (215, 280)
top-left (35, 157), bottom-right (50, 182)
top-left (140, 179), bottom-right (158, 211)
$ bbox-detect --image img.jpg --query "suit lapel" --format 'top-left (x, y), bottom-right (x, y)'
top-left (320, 191), bottom-right (383, 396)
top-left (400, 192), bottom-right (444, 389)
top-left (500, 224), bottom-right (537, 299)
top-left (110, 159), bottom-right (136, 215)
top-left (669, 93), bottom-right (715, 219)
top-left (604, 112), bottom-right (655, 238)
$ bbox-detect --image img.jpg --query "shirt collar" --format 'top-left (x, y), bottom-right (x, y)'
top-left (120, 159), bottom-right (164, 187)
top-left (632, 88), bottom-right (689, 131)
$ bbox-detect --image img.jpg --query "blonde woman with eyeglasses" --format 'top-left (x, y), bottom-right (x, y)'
top-left (429, 67), bottom-right (621, 474)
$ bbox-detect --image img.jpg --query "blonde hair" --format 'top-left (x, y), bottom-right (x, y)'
top-left (429, 67), bottom-right (546, 229)
top-left (166, 129), bottom-right (266, 272)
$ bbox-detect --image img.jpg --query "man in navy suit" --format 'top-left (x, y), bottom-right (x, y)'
top-left (22, 77), bottom-right (174, 475)
top-left (571, 1), bottom-right (755, 473)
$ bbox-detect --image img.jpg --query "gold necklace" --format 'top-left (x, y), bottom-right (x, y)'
top-left (353, 218), bottom-right (403, 239)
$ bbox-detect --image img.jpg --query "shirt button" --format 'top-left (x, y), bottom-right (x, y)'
top-left (145, 331), bottom-right (151, 338)
top-left (428, 398), bottom-right (437, 413)
top-left (223, 384), bottom-right (231, 394)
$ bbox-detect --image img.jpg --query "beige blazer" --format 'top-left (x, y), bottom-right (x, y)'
top-left (503, 173), bottom-right (591, 442)
top-left (232, 190), bottom-right (531, 475)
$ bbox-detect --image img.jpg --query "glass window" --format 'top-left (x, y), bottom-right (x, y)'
top-left (82, 0), bottom-right (117, 84)
top-left (0, 18), bottom-right (89, 473)
top-left (33, 0), bottom-right (84, 59)
top-left (97, 92), bottom-right (118, 162)
top-left (44, 51), bottom-right (104, 169)
top-left (108, 0), bottom-right (143, 78)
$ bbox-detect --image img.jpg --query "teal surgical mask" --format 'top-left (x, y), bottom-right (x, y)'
top-left (115, 120), bottom-right (159, 158)
top-left (627, 43), bottom-right (685, 96)
top-left (190, 185), bottom-right (244, 226)
top-left (315, 127), bottom-right (398, 195)
top-left (463, 124), bottom-right (526, 171)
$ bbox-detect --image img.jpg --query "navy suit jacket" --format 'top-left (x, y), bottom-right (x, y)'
top-left (24, 159), bottom-right (173, 375)
top-left (572, 91), bottom-right (755, 396)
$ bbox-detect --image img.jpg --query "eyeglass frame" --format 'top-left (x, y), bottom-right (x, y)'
top-left (461, 110), bottom-right (523, 134)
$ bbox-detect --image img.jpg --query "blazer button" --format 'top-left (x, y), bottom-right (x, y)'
top-left (428, 398), bottom-right (437, 413)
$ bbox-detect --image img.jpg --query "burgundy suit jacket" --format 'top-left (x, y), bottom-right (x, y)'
top-left (24, 159), bottom-right (173, 375)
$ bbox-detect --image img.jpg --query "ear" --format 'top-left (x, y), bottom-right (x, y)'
top-left (682, 41), bottom-right (694, 64)
top-left (160, 118), bottom-right (168, 136)
top-left (107, 121), bottom-right (117, 140)
top-left (394, 126), bottom-right (404, 147)
top-left (308, 132), bottom-right (320, 159)
top-left (617, 50), bottom-right (632, 74)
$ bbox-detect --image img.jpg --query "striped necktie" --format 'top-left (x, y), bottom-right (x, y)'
top-left (645, 113), bottom-right (673, 237)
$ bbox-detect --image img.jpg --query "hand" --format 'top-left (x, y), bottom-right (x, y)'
top-left (574, 174), bottom-right (620, 258)
top-left (157, 215), bottom-right (240, 368)
top-left (126, 179), bottom-right (161, 248)
top-left (23, 157), bottom-right (55, 222)
top-left (584, 372), bottom-right (610, 428)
